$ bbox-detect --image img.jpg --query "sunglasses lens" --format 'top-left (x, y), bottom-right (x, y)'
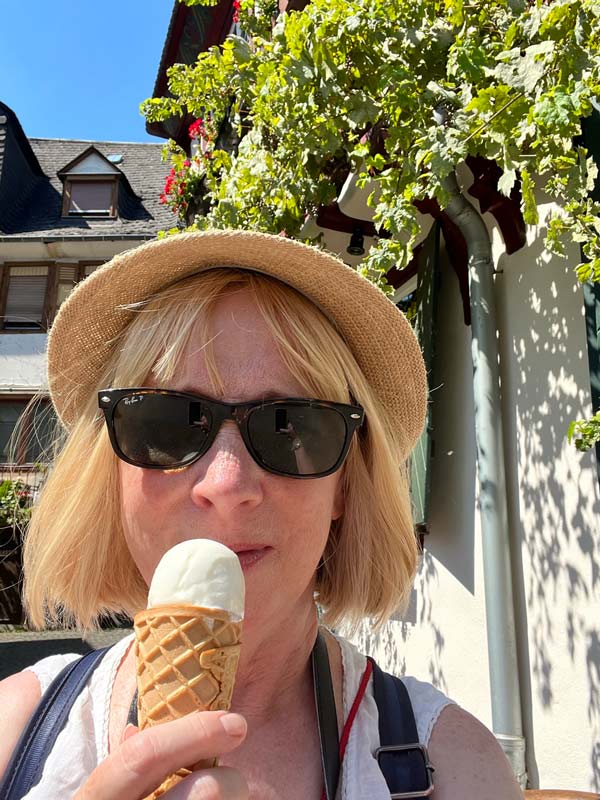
top-left (113, 393), bottom-right (212, 467)
top-left (247, 403), bottom-right (348, 476)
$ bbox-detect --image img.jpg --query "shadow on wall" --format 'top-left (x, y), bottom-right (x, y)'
top-left (350, 547), bottom-right (450, 694)
top-left (494, 213), bottom-right (600, 790)
top-left (354, 217), bottom-right (600, 788)
top-left (352, 252), bottom-right (476, 691)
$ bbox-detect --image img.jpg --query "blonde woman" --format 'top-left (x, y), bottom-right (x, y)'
top-left (0, 231), bottom-right (522, 799)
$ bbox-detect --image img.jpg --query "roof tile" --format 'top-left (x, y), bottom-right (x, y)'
top-left (2, 138), bottom-right (175, 238)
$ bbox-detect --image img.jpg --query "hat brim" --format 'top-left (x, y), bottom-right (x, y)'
top-left (47, 230), bottom-right (427, 459)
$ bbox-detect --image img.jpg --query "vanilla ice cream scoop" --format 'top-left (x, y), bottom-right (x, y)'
top-left (147, 539), bottom-right (245, 620)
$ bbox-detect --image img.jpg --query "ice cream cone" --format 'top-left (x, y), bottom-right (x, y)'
top-left (134, 603), bottom-right (242, 799)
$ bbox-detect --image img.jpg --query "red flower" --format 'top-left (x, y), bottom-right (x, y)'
top-left (183, 159), bottom-right (191, 167)
top-left (188, 119), bottom-right (205, 139)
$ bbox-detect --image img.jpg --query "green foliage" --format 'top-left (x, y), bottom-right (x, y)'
top-left (0, 479), bottom-right (32, 530)
top-left (142, 0), bottom-right (600, 284)
top-left (568, 410), bottom-right (600, 452)
top-left (142, 0), bottom-right (600, 443)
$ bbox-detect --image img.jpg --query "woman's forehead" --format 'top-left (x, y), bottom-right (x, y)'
top-left (169, 290), bottom-right (306, 397)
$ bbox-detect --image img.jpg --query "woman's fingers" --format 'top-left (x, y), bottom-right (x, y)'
top-left (74, 710), bottom-right (247, 800)
top-left (121, 723), bottom-right (139, 743)
top-left (164, 767), bottom-right (249, 800)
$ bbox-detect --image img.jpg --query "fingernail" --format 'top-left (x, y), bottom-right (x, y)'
top-left (121, 723), bottom-right (138, 743)
top-left (219, 713), bottom-right (246, 737)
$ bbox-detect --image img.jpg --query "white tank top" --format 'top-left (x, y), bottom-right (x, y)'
top-left (21, 633), bottom-right (453, 799)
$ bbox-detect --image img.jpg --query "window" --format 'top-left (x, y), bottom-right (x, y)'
top-left (0, 262), bottom-right (101, 331)
top-left (56, 265), bottom-right (78, 309)
top-left (62, 178), bottom-right (117, 218)
top-left (2, 266), bottom-right (49, 329)
top-left (0, 399), bottom-right (58, 465)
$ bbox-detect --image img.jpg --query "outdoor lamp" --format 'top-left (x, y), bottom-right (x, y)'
top-left (347, 226), bottom-right (365, 256)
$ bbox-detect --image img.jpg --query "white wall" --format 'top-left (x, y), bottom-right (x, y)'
top-left (0, 334), bottom-right (47, 391)
top-left (352, 193), bottom-right (600, 791)
top-left (493, 196), bottom-right (600, 790)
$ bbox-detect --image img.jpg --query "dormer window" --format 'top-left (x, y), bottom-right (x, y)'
top-left (63, 178), bottom-right (117, 217)
top-left (58, 146), bottom-right (122, 219)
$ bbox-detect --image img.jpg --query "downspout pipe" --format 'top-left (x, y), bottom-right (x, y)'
top-left (442, 171), bottom-right (527, 787)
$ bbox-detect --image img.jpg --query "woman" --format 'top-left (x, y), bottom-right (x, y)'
top-left (0, 231), bottom-right (522, 799)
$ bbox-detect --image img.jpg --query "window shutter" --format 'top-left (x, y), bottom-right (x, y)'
top-left (409, 223), bottom-right (440, 532)
top-left (0, 402), bottom-right (27, 463)
top-left (4, 266), bottom-right (48, 329)
top-left (68, 181), bottom-right (114, 215)
top-left (580, 110), bottom-right (600, 487)
top-left (56, 265), bottom-right (79, 309)
top-left (58, 265), bottom-right (78, 282)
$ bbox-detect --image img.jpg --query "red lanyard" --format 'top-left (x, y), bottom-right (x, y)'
top-left (320, 658), bottom-right (373, 800)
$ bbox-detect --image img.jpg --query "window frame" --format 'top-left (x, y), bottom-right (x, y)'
top-left (0, 262), bottom-right (102, 333)
top-left (0, 262), bottom-right (53, 332)
top-left (61, 175), bottom-right (118, 219)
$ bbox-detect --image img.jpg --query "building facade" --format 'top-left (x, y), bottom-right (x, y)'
top-left (146, 3), bottom-right (600, 790)
top-left (0, 100), bottom-right (173, 621)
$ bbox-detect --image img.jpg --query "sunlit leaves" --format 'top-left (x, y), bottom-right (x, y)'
top-left (568, 411), bottom-right (600, 451)
top-left (142, 0), bottom-right (600, 292)
top-left (520, 169), bottom-right (539, 225)
top-left (140, 0), bottom-right (600, 446)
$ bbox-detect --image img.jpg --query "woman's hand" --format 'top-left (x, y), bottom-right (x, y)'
top-left (74, 710), bottom-right (248, 799)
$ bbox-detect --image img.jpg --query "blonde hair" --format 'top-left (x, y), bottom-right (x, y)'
top-left (24, 269), bottom-right (418, 630)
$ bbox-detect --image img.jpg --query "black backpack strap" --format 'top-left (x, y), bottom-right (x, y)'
top-left (0, 646), bottom-right (110, 800)
top-left (369, 657), bottom-right (435, 798)
top-left (312, 631), bottom-right (340, 800)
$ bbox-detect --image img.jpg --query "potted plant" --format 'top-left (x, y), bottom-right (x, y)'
top-left (0, 479), bottom-right (32, 549)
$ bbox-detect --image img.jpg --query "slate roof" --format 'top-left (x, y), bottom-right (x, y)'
top-left (0, 102), bottom-right (44, 236)
top-left (0, 135), bottom-right (174, 238)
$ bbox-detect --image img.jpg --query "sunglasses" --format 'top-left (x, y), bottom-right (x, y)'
top-left (98, 388), bottom-right (364, 478)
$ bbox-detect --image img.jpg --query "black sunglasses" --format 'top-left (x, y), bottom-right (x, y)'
top-left (98, 388), bottom-right (364, 479)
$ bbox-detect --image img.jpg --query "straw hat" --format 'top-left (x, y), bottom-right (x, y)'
top-left (48, 229), bottom-right (427, 459)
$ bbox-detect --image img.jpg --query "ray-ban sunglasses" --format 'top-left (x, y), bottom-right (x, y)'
top-left (98, 388), bottom-right (364, 478)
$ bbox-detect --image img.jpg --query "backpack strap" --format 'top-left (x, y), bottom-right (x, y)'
top-left (0, 646), bottom-right (110, 800)
top-left (368, 657), bottom-right (435, 798)
top-left (1, 645), bottom-right (434, 800)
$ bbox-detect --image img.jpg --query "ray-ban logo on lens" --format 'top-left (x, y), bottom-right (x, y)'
top-left (124, 395), bottom-right (144, 406)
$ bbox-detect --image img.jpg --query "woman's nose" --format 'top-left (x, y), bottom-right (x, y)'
top-left (189, 422), bottom-right (264, 513)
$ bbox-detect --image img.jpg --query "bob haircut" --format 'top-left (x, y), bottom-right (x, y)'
top-left (23, 268), bottom-right (418, 631)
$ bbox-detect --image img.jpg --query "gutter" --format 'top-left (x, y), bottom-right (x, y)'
top-left (442, 171), bottom-right (527, 787)
top-left (0, 234), bottom-right (155, 243)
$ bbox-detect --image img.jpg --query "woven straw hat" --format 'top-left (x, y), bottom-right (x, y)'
top-left (48, 229), bottom-right (427, 459)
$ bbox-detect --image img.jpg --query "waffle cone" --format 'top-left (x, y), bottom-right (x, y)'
top-left (133, 603), bottom-right (242, 799)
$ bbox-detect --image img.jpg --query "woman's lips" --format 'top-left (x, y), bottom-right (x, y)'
top-left (234, 546), bottom-right (271, 569)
